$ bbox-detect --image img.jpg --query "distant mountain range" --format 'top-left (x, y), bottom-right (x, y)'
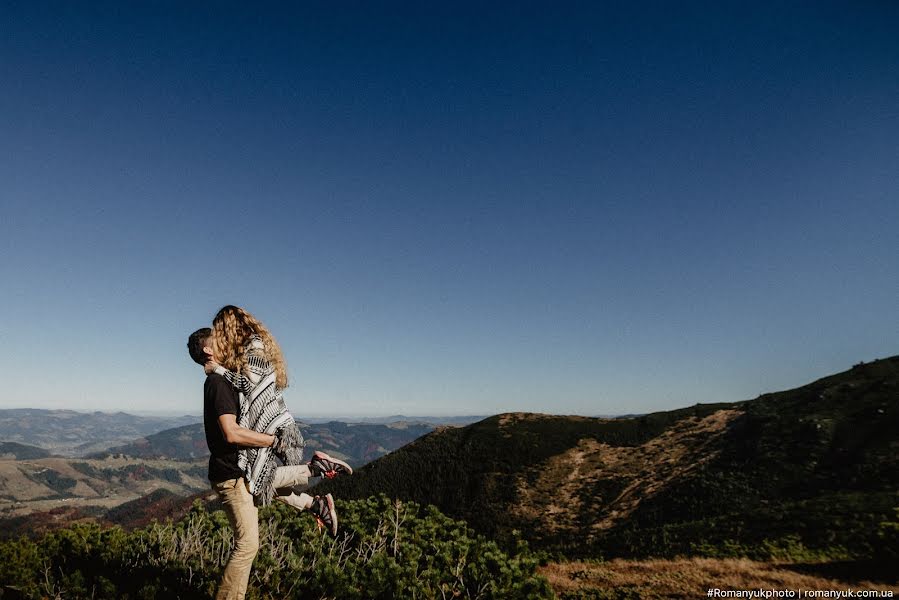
top-left (318, 356), bottom-right (899, 560)
top-left (0, 409), bottom-right (486, 457)
top-left (0, 409), bottom-right (200, 457)
top-left (93, 420), bottom-right (436, 468)
top-left (317, 415), bottom-right (487, 426)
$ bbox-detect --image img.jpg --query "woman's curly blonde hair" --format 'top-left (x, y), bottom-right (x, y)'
top-left (212, 305), bottom-right (289, 389)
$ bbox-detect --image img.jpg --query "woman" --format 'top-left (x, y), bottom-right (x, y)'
top-left (206, 305), bottom-right (352, 535)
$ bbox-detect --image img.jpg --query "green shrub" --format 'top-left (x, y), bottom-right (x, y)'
top-left (878, 507), bottom-right (899, 560)
top-left (0, 495), bottom-right (552, 599)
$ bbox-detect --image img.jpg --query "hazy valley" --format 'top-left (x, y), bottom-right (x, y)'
top-left (0, 410), bottom-right (199, 457)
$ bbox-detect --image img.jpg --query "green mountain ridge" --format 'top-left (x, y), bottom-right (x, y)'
top-left (317, 356), bottom-right (899, 559)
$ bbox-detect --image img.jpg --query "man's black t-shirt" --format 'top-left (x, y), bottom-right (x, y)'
top-left (204, 373), bottom-right (243, 483)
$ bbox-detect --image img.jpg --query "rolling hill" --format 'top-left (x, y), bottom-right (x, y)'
top-left (0, 442), bottom-right (54, 460)
top-left (317, 355), bottom-right (899, 560)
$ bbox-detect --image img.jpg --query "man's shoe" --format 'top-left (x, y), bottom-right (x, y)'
top-left (309, 493), bottom-right (338, 537)
top-left (309, 451), bottom-right (353, 479)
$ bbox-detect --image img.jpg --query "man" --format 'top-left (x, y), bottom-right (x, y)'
top-left (187, 327), bottom-right (348, 600)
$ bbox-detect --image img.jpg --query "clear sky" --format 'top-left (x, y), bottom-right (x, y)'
top-left (1, 2), bottom-right (896, 417)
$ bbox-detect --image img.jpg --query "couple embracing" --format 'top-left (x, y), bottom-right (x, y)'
top-left (187, 305), bottom-right (353, 600)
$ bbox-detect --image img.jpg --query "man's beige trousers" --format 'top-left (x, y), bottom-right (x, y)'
top-left (213, 478), bottom-right (259, 600)
top-left (212, 467), bottom-right (310, 600)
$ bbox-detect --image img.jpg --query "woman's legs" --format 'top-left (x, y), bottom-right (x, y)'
top-left (269, 460), bottom-right (344, 537)
top-left (271, 464), bottom-right (311, 489)
top-left (271, 464), bottom-right (314, 511)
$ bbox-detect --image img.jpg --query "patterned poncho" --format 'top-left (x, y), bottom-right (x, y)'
top-left (215, 335), bottom-right (305, 505)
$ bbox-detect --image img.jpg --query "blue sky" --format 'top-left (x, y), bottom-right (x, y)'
top-left (1, 2), bottom-right (897, 417)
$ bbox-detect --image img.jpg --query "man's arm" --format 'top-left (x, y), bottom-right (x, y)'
top-left (217, 414), bottom-right (276, 448)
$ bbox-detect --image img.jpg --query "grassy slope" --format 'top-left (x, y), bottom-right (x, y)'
top-left (540, 557), bottom-right (899, 599)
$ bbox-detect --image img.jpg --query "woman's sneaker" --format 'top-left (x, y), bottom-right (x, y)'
top-left (309, 493), bottom-right (338, 537)
top-left (309, 451), bottom-right (353, 479)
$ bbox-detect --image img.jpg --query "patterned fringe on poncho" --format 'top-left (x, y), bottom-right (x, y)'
top-left (238, 416), bottom-right (305, 507)
top-left (232, 346), bottom-right (306, 506)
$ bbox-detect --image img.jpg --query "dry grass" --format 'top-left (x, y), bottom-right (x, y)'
top-left (540, 558), bottom-right (899, 599)
top-left (514, 409), bottom-right (744, 539)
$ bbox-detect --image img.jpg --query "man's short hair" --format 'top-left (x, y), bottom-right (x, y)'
top-left (187, 327), bottom-right (212, 365)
